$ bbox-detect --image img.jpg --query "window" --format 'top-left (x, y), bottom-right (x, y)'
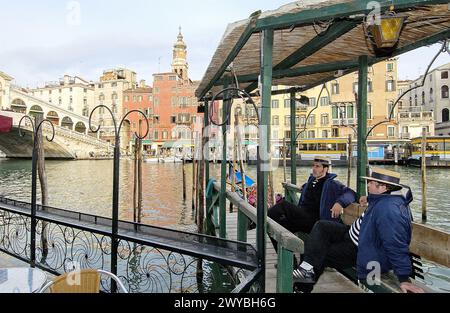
top-left (300, 115), bottom-right (306, 127)
top-left (388, 126), bottom-right (395, 137)
top-left (84, 88), bottom-right (87, 93)
top-left (321, 114), bottom-right (329, 125)
top-left (347, 105), bottom-right (354, 119)
top-left (169, 75), bottom-right (177, 81)
top-left (285, 131), bottom-right (292, 139)
top-left (59, 89), bottom-right (62, 93)
top-left (386, 80), bottom-right (396, 92)
top-left (309, 97), bottom-right (316, 107)
top-left (414, 95), bottom-right (418, 106)
top-left (284, 99), bottom-right (290, 108)
top-left (284, 115), bottom-right (290, 126)
top-left (368, 80), bottom-right (373, 93)
top-left (69, 88), bottom-right (73, 92)
top-left (154, 116), bottom-right (160, 124)
top-left (430, 88), bottom-right (434, 102)
top-left (82, 107), bottom-right (89, 117)
top-left (308, 115), bottom-right (316, 126)
top-left (154, 87), bottom-right (160, 94)
top-left (322, 130), bottom-right (328, 138)
top-left (99, 94), bottom-right (105, 101)
top-left (171, 116), bottom-right (176, 124)
top-left (331, 83), bottom-right (340, 95)
top-left (111, 82), bottom-right (117, 87)
top-left (443, 109), bottom-right (450, 123)
top-left (125, 96), bottom-right (129, 101)
top-left (353, 82), bottom-right (358, 94)
top-left (49, 90), bottom-right (52, 95)
top-left (387, 101), bottom-right (394, 118)
top-left (154, 131), bottom-right (159, 140)
top-left (422, 91), bottom-right (425, 105)
top-left (320, 97), bottom-right (329, 106)
top-left (332, 106), bottom-right (339, 119)
top-left (307, 130), bottom-right (315, 139)
top-left (272, 130), bottom-right (279, 139)
top-left (154, 98), bottom-right (159, 106)
top-left (83, 98), bottom-right (87, 106)
top-left (154, 76), bottom-right (163, 81)
top-left (272, 115), bottom-right (279, 126)
top-left (271, 99), bottom-right (279, 108)
top-left (162, 130), bottom-right (168, 139)
top-left (138, 96), bottom-right (143, 102)
top-left (58, 98), bottom-right (62, 105)
top-left (171, 97), bottom-right (178, 106)
top-left (149, 95), bottom-right (153, 101)
top-left (368, 103), bottom-right (373, 119)
top-left (332, 128), bottom-right (339, 138)
top-left (387, 63), bottom-right (394, 72)
top-left (441, 71), bottom-right (448, 79)
top-left (441, 85), bottom-right (449, 99)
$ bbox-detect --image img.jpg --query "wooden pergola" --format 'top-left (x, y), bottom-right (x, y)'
top-left (196, 0), bottom-right (450, 292)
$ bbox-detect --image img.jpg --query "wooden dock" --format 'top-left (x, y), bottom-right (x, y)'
top-left (226, 213), bottom-right (363, 293)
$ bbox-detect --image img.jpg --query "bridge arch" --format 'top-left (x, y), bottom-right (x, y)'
top-left (74, 121), bottom-right (87, 134)
top-left (46, 111), bottom-right (60, 126)
top-left (29, 105), bottom-right (44, 119)
top-left (61, 116), bottom-right (74, 130)
top-left (11, 98), bottom-right (27, 114)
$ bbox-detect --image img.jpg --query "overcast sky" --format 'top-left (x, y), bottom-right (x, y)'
top-left (0, 0), bottom-right (449, 88)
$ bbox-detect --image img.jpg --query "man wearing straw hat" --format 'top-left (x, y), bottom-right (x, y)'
top-left (268, 156), bottom-right (356, 254)
top-left (293, 167), bottom-right (423, 293)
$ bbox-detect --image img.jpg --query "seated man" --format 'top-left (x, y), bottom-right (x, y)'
top-left (293, 168), bottom-right (424, 293)
top-left (268, 156), bottom-right (356, 252)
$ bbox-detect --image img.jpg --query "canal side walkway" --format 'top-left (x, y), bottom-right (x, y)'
top-left (225, 213), bottom-right (363, 293)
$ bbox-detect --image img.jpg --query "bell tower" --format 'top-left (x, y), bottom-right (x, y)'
top-left (172, 26), bottom-right (189, 80)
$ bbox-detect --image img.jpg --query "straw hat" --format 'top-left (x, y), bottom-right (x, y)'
top-left (314, 156), bottom-right (332, 167)
top-left (361, 167), bottom-right (403, 191)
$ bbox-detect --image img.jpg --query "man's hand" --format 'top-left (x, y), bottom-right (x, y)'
top-left (331, 203), bottom-right (343, 219)
top-left (359, 196), bottom-right (368, 207)
top-left (400, 282), bottom-right (425, 293)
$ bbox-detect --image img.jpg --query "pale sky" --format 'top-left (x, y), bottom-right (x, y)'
top-left (0, 0), bottom-right (449, 88)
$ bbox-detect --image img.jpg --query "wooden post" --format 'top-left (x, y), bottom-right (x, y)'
top-left (290, 90), bottom-right (297, 186)
top-left (357, 55), bottom-right (368, 198)
top-left (133, 136), bottom-right (138, 223)
top-left (347, 134), bottom-right (353, 188)
top-left (421, 129), bottom-right (427, 222)
top-left (182, 157), bottom-right (187, 201)
top-left (137, 131), bottom-right (143, 224)
top-left (192, 129), bottom-right (197, 214)
top-left (36, 115), bottom-right (49, 261)
top-left (283, 138), bottom-right (287, 183)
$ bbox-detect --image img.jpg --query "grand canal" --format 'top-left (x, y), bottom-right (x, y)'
top-left (1, 158), bottom-right (450, 291)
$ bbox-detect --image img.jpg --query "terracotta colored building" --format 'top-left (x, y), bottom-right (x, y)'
top-left (123, 80), bottom-right (153, 152)
top-left (123, 29), bottom-right (203, 156)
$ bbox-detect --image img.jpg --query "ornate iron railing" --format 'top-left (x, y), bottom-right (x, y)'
top-left (0, 196), bottom-right (254, 293)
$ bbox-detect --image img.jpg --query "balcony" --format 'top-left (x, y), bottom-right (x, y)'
top-left (398, 111), bottom-right (434, 121)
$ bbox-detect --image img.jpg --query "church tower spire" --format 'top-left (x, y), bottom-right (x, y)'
top-left (172, 26), bottom-right (189, 80)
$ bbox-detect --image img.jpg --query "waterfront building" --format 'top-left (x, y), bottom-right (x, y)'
top-left (30, 75), bottom-right (95, 122)
top-left (403, 63), bottom-right (450, 137)
top-left (0, 71), bottom-right (13, 111)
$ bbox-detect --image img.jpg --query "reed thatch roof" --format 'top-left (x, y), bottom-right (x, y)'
top-left (196, 0), bottom-right (450, 99)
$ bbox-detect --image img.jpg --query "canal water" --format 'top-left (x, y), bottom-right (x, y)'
top-left (0, 158), bottom-right (449, 292)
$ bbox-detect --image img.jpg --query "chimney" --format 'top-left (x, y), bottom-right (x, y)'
top-left (63, 75), bottom-right (70, 85)
top-left (140, 80), bottom-right (146, 88)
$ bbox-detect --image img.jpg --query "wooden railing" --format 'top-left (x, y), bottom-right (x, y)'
top-left (206, 180), bottom-right (304, 293)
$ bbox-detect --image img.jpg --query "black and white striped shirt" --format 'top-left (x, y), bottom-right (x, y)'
top-left (349, 213), bottom-right (365, 247)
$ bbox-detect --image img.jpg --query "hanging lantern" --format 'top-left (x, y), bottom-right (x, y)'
top-left (369, 15), bottom-right (405, 49)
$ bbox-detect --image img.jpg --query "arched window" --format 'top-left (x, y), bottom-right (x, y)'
top-left (422, 91), bottom-right (425, 105)
top-left (442, 85), bottom-right (449, 99)
top-left (443, 108), bottom-right (450, 123)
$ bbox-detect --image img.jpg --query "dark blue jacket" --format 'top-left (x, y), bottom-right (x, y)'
top-left (298, 173), bottom-right (356, 221)
top-left (357, 191), bottom-right (413, 282)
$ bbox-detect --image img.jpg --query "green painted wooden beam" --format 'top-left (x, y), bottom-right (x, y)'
top-left (197, 13), bottom-right (260, 100)
top-left (277, 246), bottom-right (294, 293)
top-left (290, 90), bottom-right (297, 187)
top-left (255, 0), bottom-right (450, 31)
top-left (245, 20), bottom-right (358, 93)
top-left (237, 210), bottom-right (248, 243)
top-left (219, 80), bottom-right (230, 239)
top-left (257, 29), bottom-right (274, 293)
top-left (357, 55), bottom-right (369, 198)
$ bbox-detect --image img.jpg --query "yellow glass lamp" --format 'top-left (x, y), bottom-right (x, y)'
top-left (370, 16), bottom-right (405, 49)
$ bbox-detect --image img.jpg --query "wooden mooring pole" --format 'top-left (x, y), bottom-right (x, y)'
top-left (347, 134), bottom-right (353, 188)
top-left (421, 129), bottom-right (427, 222)
top-left (36, 115), bottom-right (49, 261)
top-left (283, 138), bottom-right (287, 183)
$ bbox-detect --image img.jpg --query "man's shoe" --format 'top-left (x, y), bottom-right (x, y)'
top-left (293, 266), bottom-right (316, 284)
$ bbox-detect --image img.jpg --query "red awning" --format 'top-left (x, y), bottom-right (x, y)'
top-left (0, 115), bottom-right (13, 133)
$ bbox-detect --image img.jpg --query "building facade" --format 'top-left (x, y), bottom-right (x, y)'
top-left (94, 68), bottom-right (137, 147)
top-left (0, 71), bottom-right (13, 111)
top-left (30, 75), bottom-right (94, 129)
top-left (403, 63), bottom-right (450, 137)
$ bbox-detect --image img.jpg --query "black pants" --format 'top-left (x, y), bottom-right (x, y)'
top-left (267, 200), bottom-right (319, 253)
top-left (303, 220), bottom-right (357, 282)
